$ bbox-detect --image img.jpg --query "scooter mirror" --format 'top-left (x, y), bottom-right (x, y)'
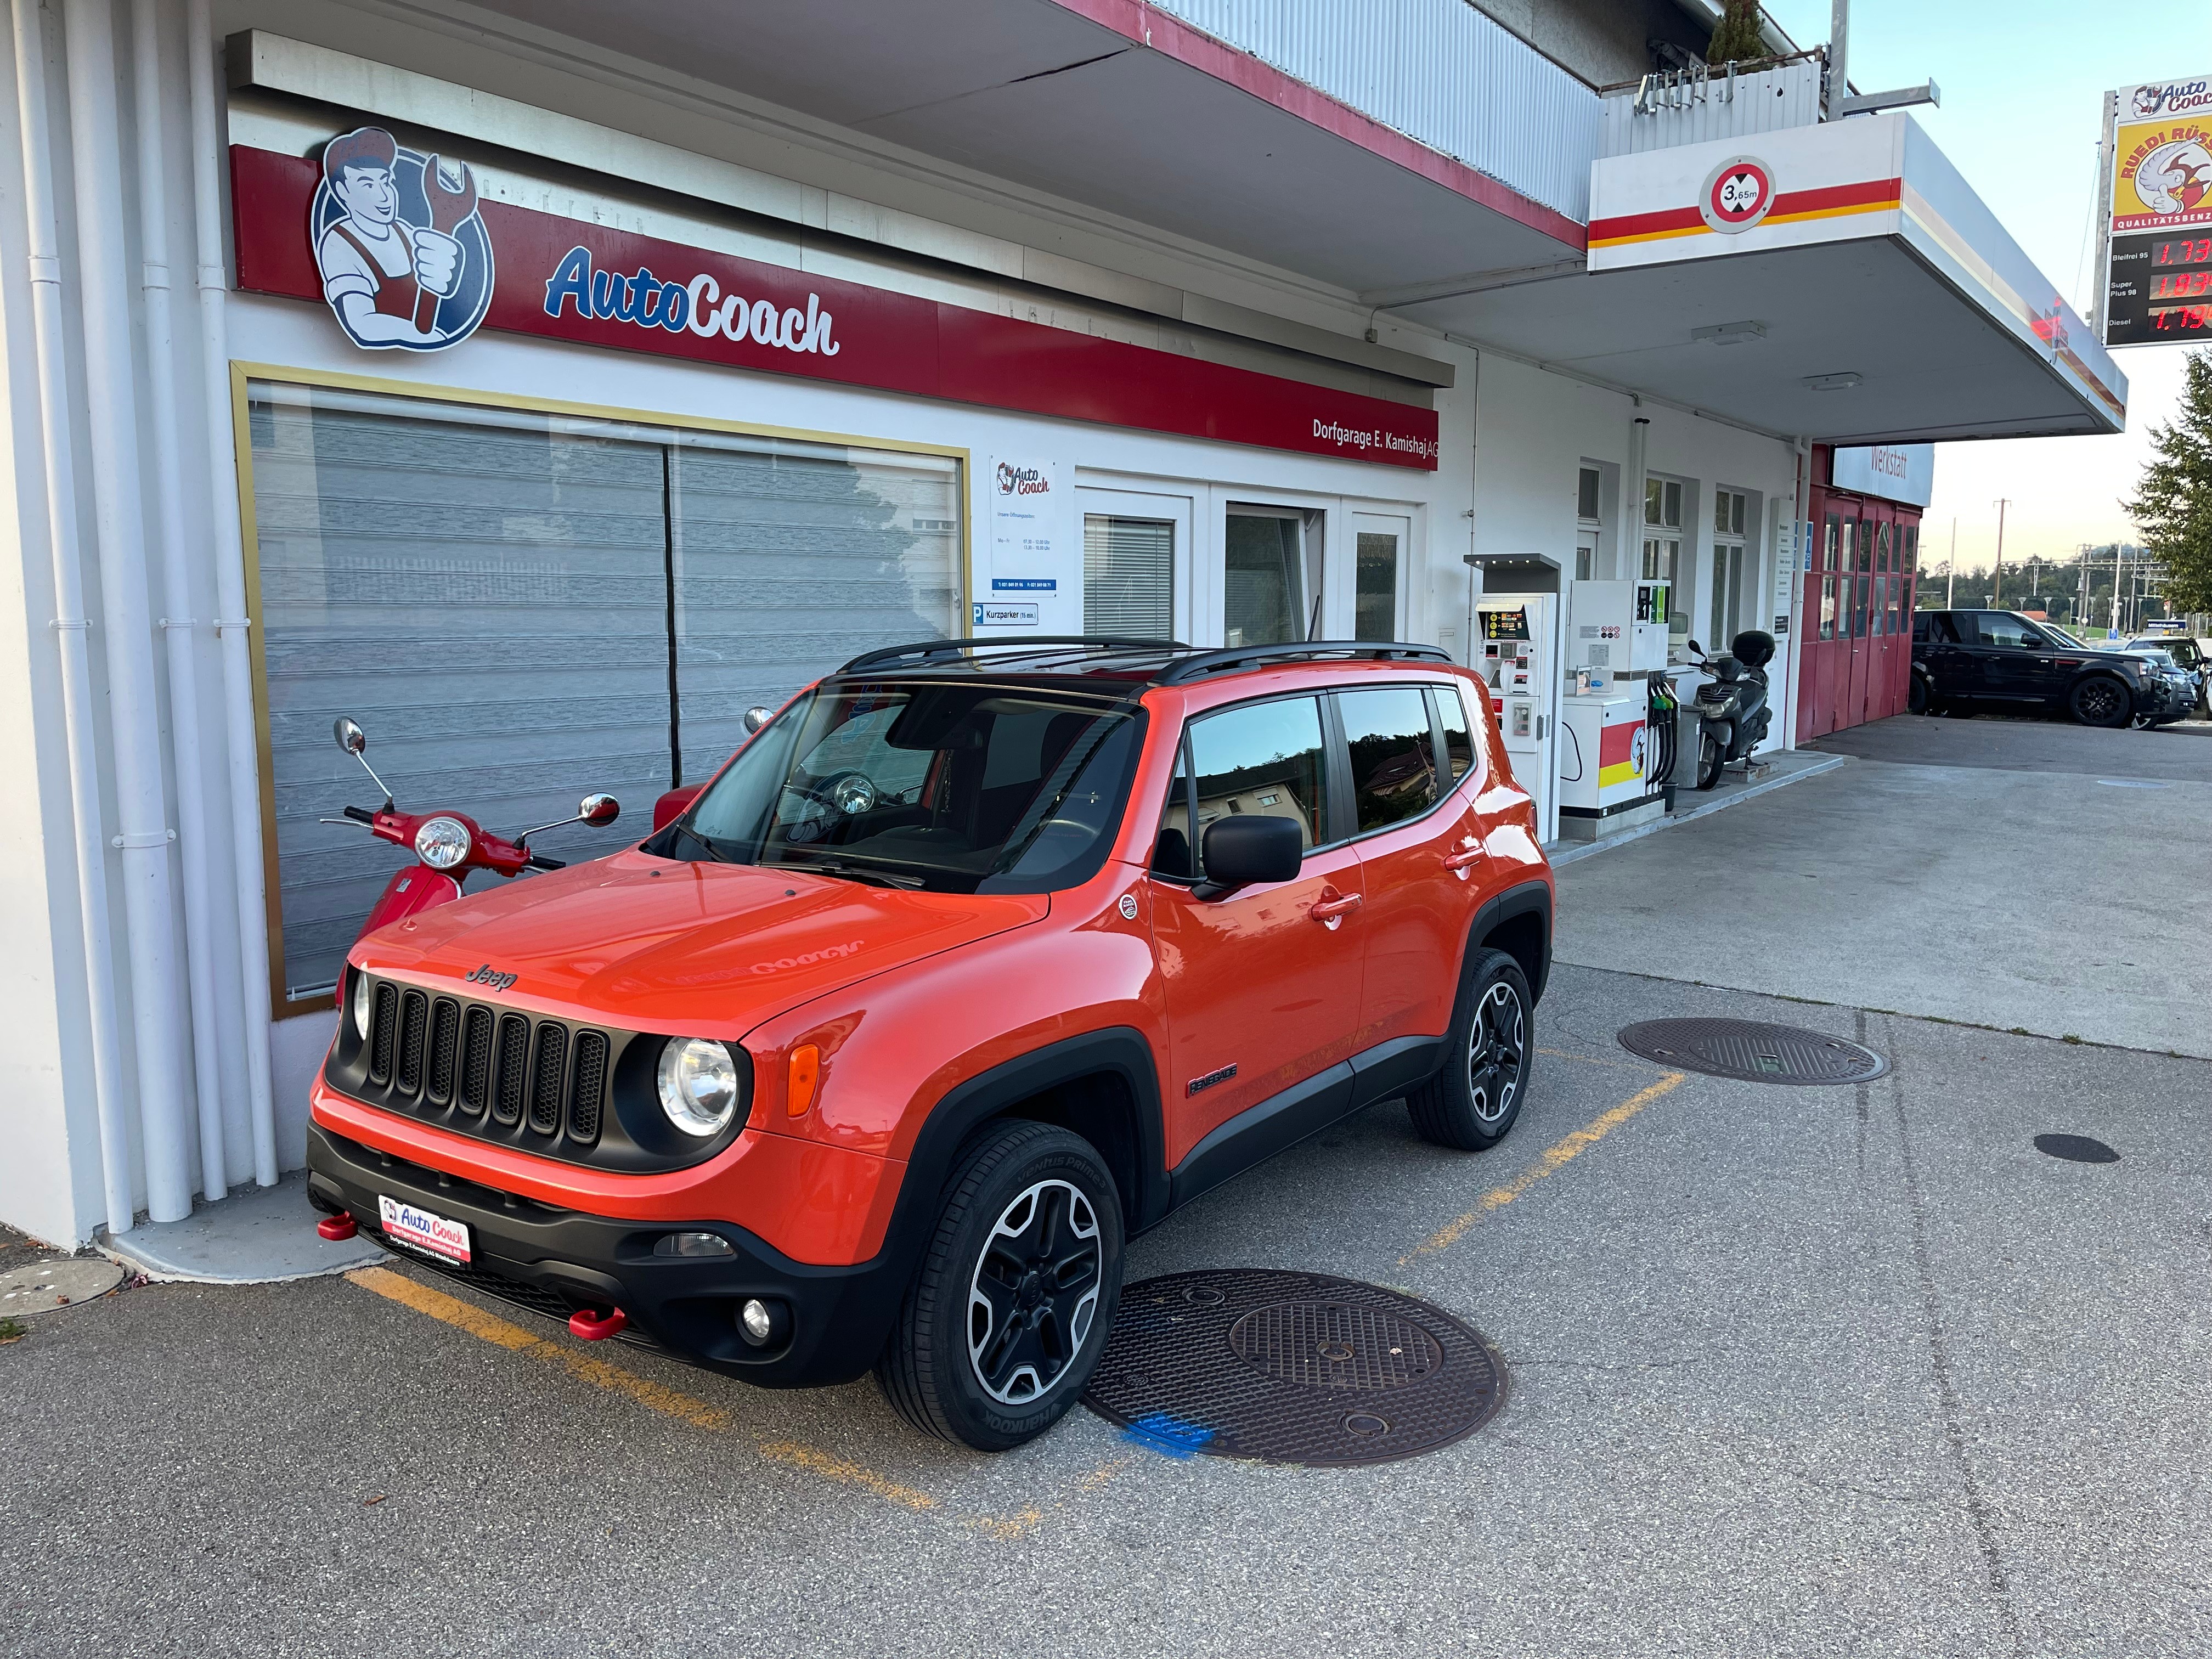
top-left (579, 793), bottom-right (621, 828)
top-left (1686, 640), bottom-right (1703, 657)
top-left (334, 716), bottom-right (368, 755)
top-left (742, 706), bottom-right (773, 735)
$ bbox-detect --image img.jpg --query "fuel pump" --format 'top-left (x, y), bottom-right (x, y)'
top-left (1474, 594), bottom-right (1558, 844)
top-left (1556, 579), bottom-right (1672, 839)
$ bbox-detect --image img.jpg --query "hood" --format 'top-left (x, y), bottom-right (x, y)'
top-left (354, 848), bottom-right (1049, 1036)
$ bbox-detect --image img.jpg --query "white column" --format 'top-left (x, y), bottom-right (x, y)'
top-left (64, 0), bottom-right (195, 1221)
top-left (188, 0), bottom-right (276, 1186)
top-left (10, 0), bottom-right (133, 1232)
top-left (134, 0), bottom-right (228, 1203)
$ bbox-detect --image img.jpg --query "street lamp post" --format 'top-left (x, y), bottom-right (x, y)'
top-left (1991, 499), bottom-right (2011, 609)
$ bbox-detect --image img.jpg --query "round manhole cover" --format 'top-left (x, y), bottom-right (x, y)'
top-left (0, 1258), bottom-right (124, 1314)
top-left (1083, 1269), bottom-right (1503, 1466)
top-left (1617, 1018), bottom-right (1887, 1085)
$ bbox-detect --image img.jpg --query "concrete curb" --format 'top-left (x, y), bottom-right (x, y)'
top-left (1548, 752), bottom-right (1848, 868)
top-left (96, 1171), bottom-right (381, 1285)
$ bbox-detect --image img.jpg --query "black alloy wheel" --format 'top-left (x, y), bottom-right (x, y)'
top-left (1408, 948), bottom-right (1532, 1151)
top-left (2068, 675), bottom-right (2131, 729)
top-left (876, 1121), bottom-right (1124, 1451)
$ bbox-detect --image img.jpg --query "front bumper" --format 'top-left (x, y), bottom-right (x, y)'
top-left (307, 1123), bottom-right (909, 1388)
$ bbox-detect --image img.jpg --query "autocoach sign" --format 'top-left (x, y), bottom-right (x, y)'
top-left (232, 132), bottom-right (1441, 471)
top-left (2101, 75), bottom-right (2212, 346)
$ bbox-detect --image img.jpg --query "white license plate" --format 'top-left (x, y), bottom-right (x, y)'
top-left (378, 1195), bottom-right (472, 1265)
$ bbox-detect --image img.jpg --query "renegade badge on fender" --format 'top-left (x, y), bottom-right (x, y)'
top-left (309, 636), bottom-right (1555, 1451)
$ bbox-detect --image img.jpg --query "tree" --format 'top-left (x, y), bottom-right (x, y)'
top-left (2123, 348), bottom-right (2212, 615)
top-left (1707, 0), bottom-right (1765, 65)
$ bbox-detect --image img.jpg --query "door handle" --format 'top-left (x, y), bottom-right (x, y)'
top-left (1310, 888), bottom-right (1363, 930)
top-left (1443, 846), bottom-right (1486, 874)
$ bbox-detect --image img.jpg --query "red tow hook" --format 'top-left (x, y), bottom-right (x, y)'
top-left (317, 1214), bottom-right (358, 1241)
top-left (568, 1306), bottom-right (628, 1341)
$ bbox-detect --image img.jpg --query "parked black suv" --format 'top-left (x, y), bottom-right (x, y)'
top-left (1910, 610), bottom-right (2164, 727)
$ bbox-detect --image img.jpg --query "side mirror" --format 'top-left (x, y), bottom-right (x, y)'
top-left (1686, 640), bottom-right (1703, 657)
top-left (334, 716), bottom-right (366, 755)
top-left (579, 793), bottom-right (620, 828)
top-left (742, 706), bottom-right (773, 735)
top-left (1195, 815), bottom-right (1302, 899)
top-left (653, 785), bottom-right (704, 833)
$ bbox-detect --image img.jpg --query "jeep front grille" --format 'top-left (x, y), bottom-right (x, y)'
top-left (335, 974), bottom-right (622, 1163)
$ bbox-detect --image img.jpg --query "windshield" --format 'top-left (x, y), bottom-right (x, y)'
top-left (659, 682), bottom-right (1143, 894)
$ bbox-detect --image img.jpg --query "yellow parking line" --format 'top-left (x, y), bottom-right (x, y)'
top-left (345, 1265), bottom-right (1071, 1536)
top-left (348, 1266), bottom-right (733, 1430)
top-left (1398, 1071), bottom-right (1688, 1265)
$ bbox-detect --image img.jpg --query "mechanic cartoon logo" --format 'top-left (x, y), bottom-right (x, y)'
top-left (311, 127), bottom-right (494, 352)
top-left (2132, 137), bottom-right (2212, 219)
top-left (1700, 155), bottom-right (1775, 234)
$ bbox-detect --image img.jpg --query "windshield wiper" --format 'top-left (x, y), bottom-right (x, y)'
top-left (665, 820), bottom-right (731, 863)
top-left (763, 857), bottom-right (924, 890)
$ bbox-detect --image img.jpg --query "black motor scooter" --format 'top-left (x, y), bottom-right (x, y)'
top-left (1684, 630), bottom-right (1776, 791)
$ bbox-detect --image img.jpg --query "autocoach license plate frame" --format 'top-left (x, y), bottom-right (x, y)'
top-left (377, 1194), bottom-right (473, 1265)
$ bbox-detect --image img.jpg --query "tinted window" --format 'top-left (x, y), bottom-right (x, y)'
top-left (674, 684), bottom-right (1136, 894)
top-left (1972, 613), bottom-right (2044, 650)
top-left (1152, 746), bottom-right (1193, 879)
top-left (1912, 613), bottom-right (1929, 642)
top-left (1925, 613), bottom-right (1961, 644)
top-left (1339, 686), bottom-right (1438, 833)
top-left (1187, 697), bottom-right (1329, 872)
top-left (1438, 686), bottom-right (1477, 781)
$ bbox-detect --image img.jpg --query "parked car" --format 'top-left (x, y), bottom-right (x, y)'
top-left (308, 637), bottom-right (1554, 1451)
top-left (2122, 636), bottom-right (2209, 716)
top-left (2123, 646), bottom-right (2201, 726)
top-left (1911, 610), bottom-right (2166, 727)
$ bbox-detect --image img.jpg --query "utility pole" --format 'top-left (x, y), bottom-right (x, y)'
top-left (1946, 518), bottom-right (1956, 607)
top-left (1991, 499), bottom-right (2011, 608)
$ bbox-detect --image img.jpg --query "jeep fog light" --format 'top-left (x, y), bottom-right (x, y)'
top-left (652, 1231), bottom-right (735, 1258)
top-left (656, 1036), bottom-right (740, 1137)
top-left (738, 1297), bottom-right (791, 1347)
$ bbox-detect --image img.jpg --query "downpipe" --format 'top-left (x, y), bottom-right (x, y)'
top-left (64, 0), bottom-right (196, 1222)
top-left (134, 0), bottom-right (227, 1203)
top-left (188, 0), bottom-right (277, 1187)
top-left (10, 0), bottom-right (132, 1233)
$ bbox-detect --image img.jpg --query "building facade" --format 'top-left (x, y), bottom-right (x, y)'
top-left (0, 0), bottom-right (2122, 1245)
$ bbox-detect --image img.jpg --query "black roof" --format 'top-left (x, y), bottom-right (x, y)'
top-left (836, 635), bottom-right (1455, 687)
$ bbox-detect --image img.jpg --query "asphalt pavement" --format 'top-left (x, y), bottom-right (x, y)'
top-left (4, 714), bottom-right (2207, 1658)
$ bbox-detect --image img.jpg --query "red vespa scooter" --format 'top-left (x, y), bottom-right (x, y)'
top-left (324, 714), bottom-right (620, 942)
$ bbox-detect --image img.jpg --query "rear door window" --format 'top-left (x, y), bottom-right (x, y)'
top-left (1435, 685), bottom-right (1479, 784)
top-left (1336, 686), bottom-right (1438, 833)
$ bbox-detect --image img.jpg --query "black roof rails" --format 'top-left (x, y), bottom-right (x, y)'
top-left (1152, 641), bottom-right (1454, 685)
top-left (838, 636), bottom-right (1187, 674)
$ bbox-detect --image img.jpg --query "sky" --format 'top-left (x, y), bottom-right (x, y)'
top-left (1760, 2), bottom-right (2212, 575)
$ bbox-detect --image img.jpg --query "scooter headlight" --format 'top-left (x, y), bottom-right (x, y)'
top-left (413, 816), bottom-right (472, 870)
top-left (656, 1037), bottom-right (741, 1138)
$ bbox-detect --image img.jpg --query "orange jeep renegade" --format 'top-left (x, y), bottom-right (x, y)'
top-left (309, 638), bottom-right (1554, 1450)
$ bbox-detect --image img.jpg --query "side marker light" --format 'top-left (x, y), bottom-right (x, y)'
top-left (787, 1044), bottom-right (821, 1117)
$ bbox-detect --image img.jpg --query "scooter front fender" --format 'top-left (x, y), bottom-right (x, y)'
top-left (358, 864), bottom-right (463, 940)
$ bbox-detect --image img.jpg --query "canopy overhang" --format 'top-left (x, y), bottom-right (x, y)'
top-left (1392, 114), bottom-right (2127, 444)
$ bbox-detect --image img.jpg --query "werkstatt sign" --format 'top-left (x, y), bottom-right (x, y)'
top-left (1830, 443), bottom-right (1934, 508)
top-left (232, 135), bottom-right (1441, 471)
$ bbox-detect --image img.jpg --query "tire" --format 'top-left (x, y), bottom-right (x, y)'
top-left (1406, 948), bottom-right (1533, 1152)
top-left (874, 1121), bottom-right (1124, 1451)
top-left (2069, 675), bottom-right (2131, 728)
top-left (1908, 675), bottom-right (1929, 716)
top-left (1695, 726), bottom-right (1725, 790)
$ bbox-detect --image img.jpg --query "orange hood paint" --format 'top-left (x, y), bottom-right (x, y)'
top-left (352, 848), bottom-right (1050, 1036)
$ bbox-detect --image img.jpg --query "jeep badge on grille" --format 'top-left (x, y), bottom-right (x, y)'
top-left (464, 963), bottom-right (518, 992)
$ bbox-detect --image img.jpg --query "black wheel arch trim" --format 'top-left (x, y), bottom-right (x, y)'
top-left (1470, 877), bottom-right (1553, 1005)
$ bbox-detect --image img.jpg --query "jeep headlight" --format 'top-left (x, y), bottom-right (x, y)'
top-left (413, 815), bottom-right (472, 870)
top-left (656, 1037), bottom-right (741, 1137)
top-left (350, 970), bottom-right (373, 1041)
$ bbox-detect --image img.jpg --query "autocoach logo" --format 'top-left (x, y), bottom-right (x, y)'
top-left (311, 127), bottom-right (493, 351)
top-left (995, 462), bottom-right (1051, 497)
top-left (544, 247), bottom-right (843, 357)
top-left (1700, 156), bottom-right (1775, 234)
top-left (2131, 77), bottom-right (2212, 120)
